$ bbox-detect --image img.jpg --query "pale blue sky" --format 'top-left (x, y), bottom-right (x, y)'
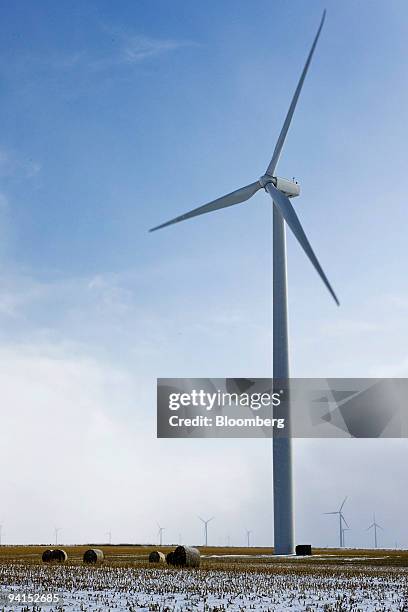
top-left (0, 1), bottom-right (408, 548)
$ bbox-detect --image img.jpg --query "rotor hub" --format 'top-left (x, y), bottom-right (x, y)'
top-left (259, 174), bottom-right (276, 188)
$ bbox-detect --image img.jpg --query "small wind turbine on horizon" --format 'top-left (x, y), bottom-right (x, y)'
top-left (54, 527), bottom-right (62, 546)
top-left (157, 523), bottom-right (165, 546)
top-left (324, 497), bottom-right (349, 547)
top-left (150, 11), bottom-right (338, 555)
top-left (105, 531), bottom-right (112, 545)
top-left (367, 514), bottom-right (383, 549)
top-left (199, 516), bottom-right (214, 547)
top-left (245, 528), bottom-right (252, 548)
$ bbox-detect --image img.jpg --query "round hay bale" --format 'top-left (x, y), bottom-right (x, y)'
top-left (83, 548), bottom-right (104, 564)
top-left (51, 549), bottom-right (67, 562)
top-left (149, 550), bottom-right (165, 563)
top-left (42, 549), bottom-right (54, 563)
top-left (172, 546), bottom-right (200, 568)
top-left (166, 551), bottom-right (175, 565)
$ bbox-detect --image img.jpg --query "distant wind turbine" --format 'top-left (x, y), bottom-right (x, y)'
top-left (324, 497), bottom-right (349, 547)
top-left (105, 531), bottom-right (112, 544)
top-left (245, 528), bottom-right (252, 548)
top-left (367, 514), bottom-right (383, 549)
top-left (157, 523), bottom-right (165, 546)
top-left (150, 11), bottom-right (338, 555)
top-left (199, 516), bottom-right (214, 547)
top-left (54, 527), bottom-right (62, 546)
top-left (0, 524), bottom-right (3, 546)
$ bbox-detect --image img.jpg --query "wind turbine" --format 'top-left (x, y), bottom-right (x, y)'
top-left (367, 513), bottom-right (383, 549)
top-left (150, 11), bottom-right (338, 555)
top-left (245, 528), bottom-right (252, 548)
top-left (105, 530), bottom-right (112, 544)
top-left (324, 497), bottom-right (349, 547)
top-left (0, 524), bottom-right (3, 546)
top-left (54, 527), bottom-right (62, 546)
top-left (199, 516), bottom-right (214, 547)
top-left (157, 523), bottom-right (165, 546)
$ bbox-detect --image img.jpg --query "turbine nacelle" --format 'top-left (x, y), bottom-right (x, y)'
top-left (259, 175), bottom-right (300, 198)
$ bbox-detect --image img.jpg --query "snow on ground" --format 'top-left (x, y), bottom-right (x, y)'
top-left (0, 564), bottom-right (407, 611)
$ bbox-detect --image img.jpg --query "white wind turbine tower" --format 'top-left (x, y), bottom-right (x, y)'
top-left (105, 531), bottom-right (112, 544)
top-left (150, 11), bottom-right (338, 555)
top-left (245, 528), bottom-right (252, 548)
top-left (157, 523), bottom-right (165, 546)
top-left (324, 497), bottom-right (349, 547)
top-left (54, 527), bottom-right (62, 546)
top-left (367, 514), bottom-right (383, 549)
top-left (342, 527), bottom-right (351, 548)
top-left (199, 516), bottom-right (214, 547)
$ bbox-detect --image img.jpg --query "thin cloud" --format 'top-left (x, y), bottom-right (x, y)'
top-left (122, 35), bottom-right (194, 63)
top-left (0, 29), bottom-right (197, 80)
top-left (88, 31), bottom-right (197, 71)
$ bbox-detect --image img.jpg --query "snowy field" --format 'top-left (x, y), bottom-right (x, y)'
top-left (0, 563), bottom-right (407, 611)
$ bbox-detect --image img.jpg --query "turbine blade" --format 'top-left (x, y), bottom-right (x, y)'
top-left (324, 512), bottom-right (338, 515)
top-left (340, 496), bottom-right (348, 512)
top-left (367, 524), bottom-right (374, 530)
top-left (266, 10), bottom-right (326, 176)
top-left (341, 514), bottom-right (349, 529)
top-left (149, 181), bottom-right (262, 232)
top-left (266, 182), bottom-right (339, 305)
